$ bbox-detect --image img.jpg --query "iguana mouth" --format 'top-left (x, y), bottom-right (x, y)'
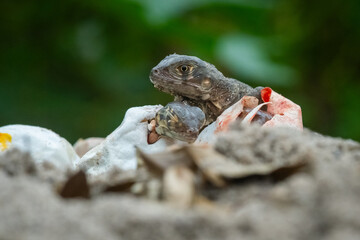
top-left (150, 67), bottom-right (202, 88)
top-left (151, 75), bottom-right (204, 94)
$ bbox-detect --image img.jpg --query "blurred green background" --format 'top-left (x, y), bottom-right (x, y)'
top-left (1, 0), bottom-right (360, 143)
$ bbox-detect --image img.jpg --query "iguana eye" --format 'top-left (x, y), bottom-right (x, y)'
top-left (177, 65), bottom-right (192, 73)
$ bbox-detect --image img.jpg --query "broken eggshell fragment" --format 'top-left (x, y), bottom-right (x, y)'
top-left (215, 96), bottom-right (268, 132)
top-left (196, 96), bottom-right (263, 144)
top-left (197, 88), bottom-right (303, 144)
top-left (0, 124), bottom-right (78, 171)
top-left (261, 87), bottom-right (303, 130)
top-left (75, 105), bottom-right (183, 177)
top-left (73, 137), bottom-right (105, 158)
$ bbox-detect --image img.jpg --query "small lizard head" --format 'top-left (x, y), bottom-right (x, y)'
top-left (150, 54), bottom-right (223, 100)
top-left (155, 102), bottom-right (205, 143)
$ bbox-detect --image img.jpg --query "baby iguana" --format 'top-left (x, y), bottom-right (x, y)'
top-left (150, 54), bottom-right (264, 142)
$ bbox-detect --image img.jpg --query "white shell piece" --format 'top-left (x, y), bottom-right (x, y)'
top-left (73, 137), bottom-right (105, 157)
top-left (195, 122), bottom-right (216, 145)
top-left (75, 105), bottom-right (180, 176)
top-left (0, 124), bottom-right (78, 171)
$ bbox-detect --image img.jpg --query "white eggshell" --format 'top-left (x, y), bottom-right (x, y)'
top-left (195, 122), bottom-right (216, 144)
top-left (0, 124), bottom-right (78, 171)
top-left (75, 105), bottom-right (179, 176)
top-left (73, 137), bottom-right (105, 158)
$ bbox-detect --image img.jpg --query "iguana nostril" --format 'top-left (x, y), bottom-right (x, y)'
top-left (187, 129), bottom-right (195, 134)
top-left (153, 68), bottom-right (159, 74)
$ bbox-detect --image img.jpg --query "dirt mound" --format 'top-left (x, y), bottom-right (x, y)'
top-left (1, 124), bottom-right (360, 240)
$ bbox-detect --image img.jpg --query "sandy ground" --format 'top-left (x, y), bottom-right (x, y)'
top-left (1, 123), bottom-right (360, 240)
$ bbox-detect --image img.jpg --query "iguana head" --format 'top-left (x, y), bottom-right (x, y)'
top-left (150, 54), bottom-right (224, 101)
top-left (155, 102), bottom-right (205, 143)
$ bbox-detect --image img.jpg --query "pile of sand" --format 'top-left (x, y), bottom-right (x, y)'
top-left (1, 124), bottom-right (360, 240)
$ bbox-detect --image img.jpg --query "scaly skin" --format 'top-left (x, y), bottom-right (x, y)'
top-left (155, 102), bottom-right (205, 143)
top-left (150, 54), bottom-right (263, 125)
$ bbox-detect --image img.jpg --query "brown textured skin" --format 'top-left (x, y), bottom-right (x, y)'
top-left (150, 54), bottom-right (263, 125)
top-left (155, 102), bottom-right (205, 143)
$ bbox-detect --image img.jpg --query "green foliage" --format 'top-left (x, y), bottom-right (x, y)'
top-left (216, 34), bottom-right (297, 86)
top-left (1, 0), bottom-right (359, 142)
